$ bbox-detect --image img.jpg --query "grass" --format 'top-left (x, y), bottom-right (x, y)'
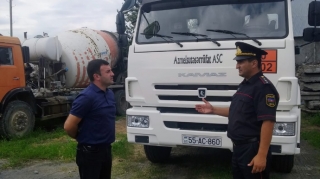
top-left (0, 118), bottom-right (233, 178)
top-left (302, 111), bottom-right (320, 127)
top-left (0, 128), bottom-right (75, 168)
top-left (116, 115), bottom-right (125, 121)
top-left (301, 112), bottom-right (320, 150)
top-left (1, 113), bottom-right (319, 178)
top-left (112, 145), bottom-right (233, 179)
top-left (0, 121), bottom-right (133, 169)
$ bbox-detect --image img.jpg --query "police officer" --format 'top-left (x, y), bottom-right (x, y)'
top-left (195, 42), bottom-right (279, 179)
top-left (64, 59), bottom-right (116, 179)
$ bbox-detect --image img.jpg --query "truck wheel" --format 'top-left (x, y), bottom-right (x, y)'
top-left (114, 90), bottom-right (128, 116)
top-left (0, 100), bottom-right (35, 139)
top-left (144, 145), bottom-right (172, 163)
top-left (272, 155), bottom-right (294, 173)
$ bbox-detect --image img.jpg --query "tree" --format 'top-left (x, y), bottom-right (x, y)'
top-left (124, 3), bottom-right (139, 45)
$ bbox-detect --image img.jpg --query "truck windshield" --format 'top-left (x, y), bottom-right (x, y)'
top-left (136, 0), bottom-right (287, 44)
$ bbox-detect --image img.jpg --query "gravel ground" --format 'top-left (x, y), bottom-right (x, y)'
top-left (0, 139), bottom-right (319, 179)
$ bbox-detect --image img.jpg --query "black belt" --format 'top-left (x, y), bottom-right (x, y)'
top-left (77, 143), bottom-right (111, 152)
top-left (232, 137), bottom-right (259, 146)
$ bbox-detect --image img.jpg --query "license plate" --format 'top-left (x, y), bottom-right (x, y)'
top-left (182, 135), bottom-right (222, 147)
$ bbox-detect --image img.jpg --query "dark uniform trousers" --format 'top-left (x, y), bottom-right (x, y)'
top-left (76, 144), bottom-right (112, 179)
top-left (232, 139), bottom-right (272, 179)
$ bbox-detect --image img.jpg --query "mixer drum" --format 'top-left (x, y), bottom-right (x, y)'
top-left (57, 28), bottom-right (120, 88)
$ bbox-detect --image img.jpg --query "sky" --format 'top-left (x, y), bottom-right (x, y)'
top-left (0, 0), bottom-right (124, 42)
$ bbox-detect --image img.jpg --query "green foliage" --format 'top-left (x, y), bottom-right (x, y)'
top-left (124, 6), bottom-right (139, 45)
top-left (301, 130), bottom-right (320, 149)
top-left (301, 112), bottom-right (320, 127)
top-left (301, 112), bottom-right (320, 150)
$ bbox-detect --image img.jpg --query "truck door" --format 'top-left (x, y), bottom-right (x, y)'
top-left (0, 46), bottom-right (20, 100)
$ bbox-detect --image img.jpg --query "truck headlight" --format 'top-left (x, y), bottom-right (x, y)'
top-left (273, 122), bottom-right (295, 136)
top-left (127, 115), bottom-right (149, 128)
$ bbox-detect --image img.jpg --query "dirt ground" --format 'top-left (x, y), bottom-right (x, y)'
top-left (0, 120), bottom-right (319, 179)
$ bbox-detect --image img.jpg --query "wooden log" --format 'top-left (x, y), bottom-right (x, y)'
top-left (302, 64), bottom-right (320, 74)
top-left (301, 91), bottom-right (320, 95)
top-left (301, 95), bottom-right (320, 101)
top-left (300, 83), bottom-right (320, 91)
top-left (306, 101), bottom-right (320, 110)
top-left (301, 107), bottom-right (320, 113)
top-left (300, 74), bottom-right (320, 82)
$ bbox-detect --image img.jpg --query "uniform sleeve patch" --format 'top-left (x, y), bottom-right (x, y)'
top-left (259, 76), bottom-right (269, 84)
top-left (266, 94), bottom-right (276, 107)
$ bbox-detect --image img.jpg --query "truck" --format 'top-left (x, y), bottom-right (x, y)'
top-left (0, 4), bottom-right (131, 139)
top-left (124, 0), bottom-right (320, 173)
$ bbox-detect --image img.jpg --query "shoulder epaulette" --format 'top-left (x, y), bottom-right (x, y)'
top-left (259, 76), bottom-right (270, 84)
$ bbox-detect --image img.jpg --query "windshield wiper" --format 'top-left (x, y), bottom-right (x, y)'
top-left (206, 29), bottom-right (262, 46)
top-left (171, 32), bottom-right (221, 46)
top-left (141, 33), bottom-right (183, 48)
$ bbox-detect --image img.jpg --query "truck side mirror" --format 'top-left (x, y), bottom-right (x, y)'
top-left (116, 12), bottom-right (126, 35)
top-left (142, 21), bottom-right (160, 39)
top-left (302, 1), bottom-right (320, 43)
top-left (21, 46), bottom-right (30, 63)
top-left (303, 27), bottom-right (320, 42)
top-left (308, 1), bottom-right (320, 26)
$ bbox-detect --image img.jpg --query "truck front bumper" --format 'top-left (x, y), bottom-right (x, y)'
top-left (126, 107), bottom-right (300, 155)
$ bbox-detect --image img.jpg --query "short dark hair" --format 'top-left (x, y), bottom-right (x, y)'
top-left (87, 59), bottom-right (109, 82)
top-left (247, 57), bottom-right (262, 70)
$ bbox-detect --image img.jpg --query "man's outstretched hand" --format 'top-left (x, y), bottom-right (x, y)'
top-left (195, 98), bottom-right (214, 114)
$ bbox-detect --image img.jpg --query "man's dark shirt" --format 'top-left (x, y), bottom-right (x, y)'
top-left (70, 83), bottom-right (116, 145)
top-left (227, 71), bottom-right (279, 141)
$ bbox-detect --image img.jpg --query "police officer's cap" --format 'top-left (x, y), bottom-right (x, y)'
top-left (233, 42), bottom-right (268, 61)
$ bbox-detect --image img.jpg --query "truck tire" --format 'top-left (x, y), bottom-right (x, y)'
top-left (114, 90), bottom-right (128, 116)
top-left (272, 155), bottom-right (294, 173)
top-left (0, 100), bottom-right (35, 139)
top-left (144, 145), bottom-right (172, 163)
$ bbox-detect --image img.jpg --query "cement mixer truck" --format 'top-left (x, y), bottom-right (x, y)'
top-left (0, 1), bottom-right (133, 139)
top-left (124, 0), bottom-right (320, 174)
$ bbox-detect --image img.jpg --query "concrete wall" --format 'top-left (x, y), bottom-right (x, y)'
top-left (295, 37), bottom-right (320, 65)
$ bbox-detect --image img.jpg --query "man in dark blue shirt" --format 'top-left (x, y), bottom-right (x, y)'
top-left (64, 59), bottom-right (116, 179)
top-left (195, 42), bottom-right (279, 179)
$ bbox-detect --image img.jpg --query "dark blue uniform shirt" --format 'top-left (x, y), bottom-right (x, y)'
top-left (70, 83), bottom-right (116, 145)
top-left (227, 71), bottom-right (279, 141)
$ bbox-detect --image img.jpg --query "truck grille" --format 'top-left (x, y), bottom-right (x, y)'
top-left (155, 84), bottom-right (237, 102)
top-left (164, 121), bottom-right (228, 132)
top-left (157, 107), bottom-right (204, 114)
top-left (155, 84), bottom-right (237, 114)
top-left (158, 95), bottom-right (232, 101)
top-left (154, 84), bottom-right (238, 90)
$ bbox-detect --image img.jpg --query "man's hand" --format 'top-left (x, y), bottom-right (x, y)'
top-left (247, 120), bottom-right (274, 173)
top-left (195, 98), bottom-right (214, 114)
top-left (64, 114), bottom-right (82, 139)
top-left (248, 154), bottom-right (267, 173)
top-left (195, 98), bottom-right (230, 117)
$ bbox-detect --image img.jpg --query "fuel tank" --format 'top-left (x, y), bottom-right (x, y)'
top-left (22, 36), bottom-right (62, 62)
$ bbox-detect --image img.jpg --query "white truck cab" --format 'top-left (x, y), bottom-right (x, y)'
top-left (121, 0), bottom-right (319, 173)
